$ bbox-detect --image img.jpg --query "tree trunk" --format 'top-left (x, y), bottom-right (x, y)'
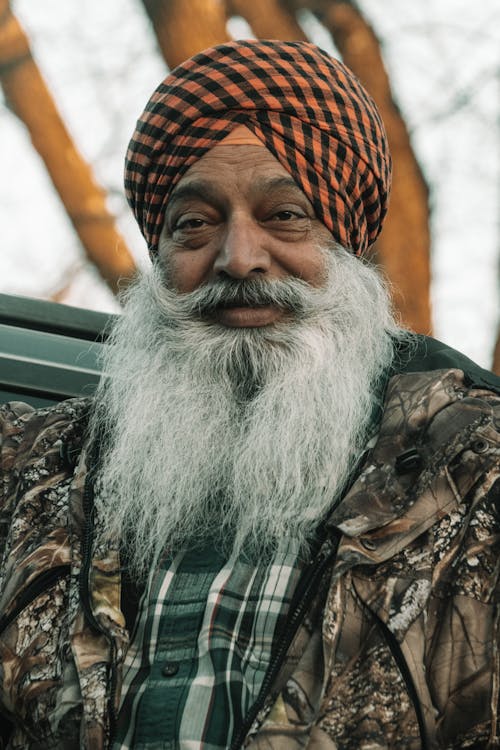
top-left (141, 0), bottom-right (230, 69)
top-left (0, 1), bottom-right (136, 294)
top-left (289, 0), bottom-right (432, 334)
top-left (226, 0), bottom-right (308, 40)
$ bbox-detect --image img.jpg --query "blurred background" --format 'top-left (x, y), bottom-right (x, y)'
top-left (1, 0), bottom-right (499, 370)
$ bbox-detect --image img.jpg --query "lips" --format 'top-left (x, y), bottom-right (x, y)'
top-left (218, 300), bottom-right (267, 309)
top-left (213, 304), bottom-right (284, 327)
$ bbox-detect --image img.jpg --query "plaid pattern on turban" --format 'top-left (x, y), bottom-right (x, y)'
top-left (125, 40), bottom-right (391, 257)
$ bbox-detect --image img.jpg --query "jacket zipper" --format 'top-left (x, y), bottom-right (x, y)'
top-left (229, 531), bottom-right (340, 750)
top-left (370, 609), bottom-right (428, 750)
top-left (0, 564), bottom-right (70, 637)
top-left (78, 441), bottom-right (119, 746)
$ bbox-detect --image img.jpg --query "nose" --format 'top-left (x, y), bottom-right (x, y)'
top-left (213, 214), bottom-right (271, 279)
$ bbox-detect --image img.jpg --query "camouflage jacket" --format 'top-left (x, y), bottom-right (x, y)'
top-left (0, 347), bottom-right (499, 748)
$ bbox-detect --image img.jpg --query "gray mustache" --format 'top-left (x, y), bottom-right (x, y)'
top-left (176, 278), bottom-right (317, 317)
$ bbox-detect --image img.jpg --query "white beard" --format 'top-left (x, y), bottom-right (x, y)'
top-left (90, 245), bottom-right (404, 579)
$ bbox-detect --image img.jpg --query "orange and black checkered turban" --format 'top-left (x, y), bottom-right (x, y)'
top-left (125, 39), bottom-right (391, 257)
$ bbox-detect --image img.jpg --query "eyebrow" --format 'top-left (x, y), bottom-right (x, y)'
top-left (252, 175), bottom-right (303, 196)
top-left (166, 175), bottom-right (306, 212)
top-left (166, 181), bottom-right (223, 212)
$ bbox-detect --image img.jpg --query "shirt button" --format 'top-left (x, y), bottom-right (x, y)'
top-left (162, 661), bottom-right (179, 677)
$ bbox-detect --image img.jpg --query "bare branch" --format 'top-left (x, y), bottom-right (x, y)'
top-left (226, 0), bottom-right (308, 40)
top-left (141, 0), bottom-right (230, 68)
top-left (0, 0), bottom-right (137, 294)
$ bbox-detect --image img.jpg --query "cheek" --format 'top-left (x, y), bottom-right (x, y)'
top-left (166, 252), bottom-right (212, 293)
top-left (302, 228), bottom-right (332, 286)
top-left (289, 248), bottom-right (328, 287)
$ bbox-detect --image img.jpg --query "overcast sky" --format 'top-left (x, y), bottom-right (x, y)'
top-left (1, 0), bottom-right (499, 367)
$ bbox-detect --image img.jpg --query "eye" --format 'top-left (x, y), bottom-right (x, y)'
top-left (262, 204), bottom-right (310, 240)
top-left (173, 217), bottom-right (207, 231)
top-left (271, 210), bottom-right (303, 221)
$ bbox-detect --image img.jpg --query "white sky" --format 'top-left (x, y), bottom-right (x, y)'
top-left (1, 0), bottom-right (499, 367)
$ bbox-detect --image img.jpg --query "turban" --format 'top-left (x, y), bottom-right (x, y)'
top-left (125, 40), bottom-right (391, 257)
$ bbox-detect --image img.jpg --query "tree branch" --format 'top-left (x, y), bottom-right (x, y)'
top-left (226, 0), bottom-right (308, 40)
top-left (141, 0), bottom-right (230, 69)
top-left (0, 0), bottom-right (136, 294)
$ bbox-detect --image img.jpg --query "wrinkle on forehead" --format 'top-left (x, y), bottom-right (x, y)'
top-left (168, 175), bottom-right (307, 209)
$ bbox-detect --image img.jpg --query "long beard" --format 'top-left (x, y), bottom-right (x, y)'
top-left (90, 246), bottom-right (403, 579)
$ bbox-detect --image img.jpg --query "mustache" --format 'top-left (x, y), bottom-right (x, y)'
top-left (161, 276), bottom-right (325, 319)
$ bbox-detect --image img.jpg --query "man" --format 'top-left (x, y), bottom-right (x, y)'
top-left (0, 40), bottom-right (499, 750)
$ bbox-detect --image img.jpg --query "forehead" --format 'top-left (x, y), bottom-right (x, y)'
top-left (169, 144), bottom-right (307, 202)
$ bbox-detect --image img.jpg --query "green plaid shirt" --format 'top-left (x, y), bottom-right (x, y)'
top-left (114, 538), bottom-right (305, 749)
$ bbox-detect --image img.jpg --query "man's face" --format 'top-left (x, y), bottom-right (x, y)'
top-left (158, 144), bottom-right (333, 328)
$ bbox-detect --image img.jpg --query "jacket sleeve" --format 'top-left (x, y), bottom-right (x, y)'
top-left (431, 389), bottom-right (500, 748)
top-left (0, 401), bottom-right (35, 561)
top-left (0, 402), bottom-right (36, 747)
